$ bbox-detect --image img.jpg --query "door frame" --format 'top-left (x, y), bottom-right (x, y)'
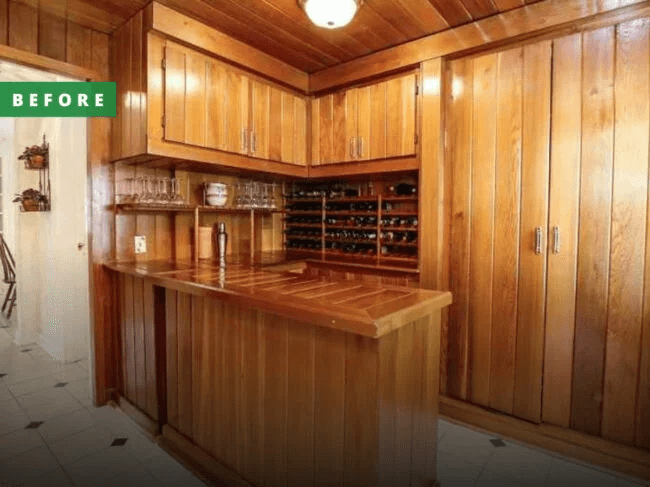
top-left (0, 43), bottom-right (115, 406)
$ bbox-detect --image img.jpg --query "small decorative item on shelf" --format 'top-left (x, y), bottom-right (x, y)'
top-left (204, 182), bottom-right (228, 207)
top-left (18, 135), bottom-right (49, 170)
top-left (13, 188), bottom-right (48, 212)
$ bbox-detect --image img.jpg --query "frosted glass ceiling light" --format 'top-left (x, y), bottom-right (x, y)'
top-left (301, 0), bottom-right (362, 29)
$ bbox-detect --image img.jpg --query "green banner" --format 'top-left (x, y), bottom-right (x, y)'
top-left (0, 82), bottom-right (116, 117)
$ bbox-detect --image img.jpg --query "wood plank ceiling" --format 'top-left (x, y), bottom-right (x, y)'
top-left (66, 0), bottom-right (542, 72)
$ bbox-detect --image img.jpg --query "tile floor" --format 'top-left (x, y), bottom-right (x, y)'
top-left (0, 325), bottom-right (647, 486)
top-left (0, 326), bottom-right (204, 487)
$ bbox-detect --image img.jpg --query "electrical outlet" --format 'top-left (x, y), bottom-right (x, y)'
top-left (134, 235), bottom-right (147, 254)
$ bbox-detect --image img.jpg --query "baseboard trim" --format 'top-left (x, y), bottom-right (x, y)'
top-left (439, 396), bottom-right (650, 482)
top-left (160, 425), bottom-right (253, 487)
top-left (117, 396), bottom-right (160, 436)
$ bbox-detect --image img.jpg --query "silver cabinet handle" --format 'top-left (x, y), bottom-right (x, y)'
top-left (251, 130), bottom-right (257, 154)
top-left (357, 137), bottom-right (363, 158)
top-left (535, 227), bottom-right (543, 255)
top-left (553, 226), bottom-right (560, 254)
top-left (241, 128), bottom-right (248, 152)
top-left (350, 137), bottom-right (356, 158)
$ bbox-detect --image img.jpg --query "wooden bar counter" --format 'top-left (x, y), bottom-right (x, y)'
top-left (106, 258), bottom-right (451, 487)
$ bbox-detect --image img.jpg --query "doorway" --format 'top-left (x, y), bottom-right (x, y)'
top-left (0, 59), bottom-right (91, 366)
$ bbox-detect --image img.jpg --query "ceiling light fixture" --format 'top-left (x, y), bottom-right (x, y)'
top-left (299, 0), bottom-right (362, 29)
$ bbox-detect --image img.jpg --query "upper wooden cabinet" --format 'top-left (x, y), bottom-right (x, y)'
top-left (111, 8), bottom-right (309, 177)
top-left (162, 41), bottom-right (307, 166)
top-left (311, 72), bottom-right (418, 165)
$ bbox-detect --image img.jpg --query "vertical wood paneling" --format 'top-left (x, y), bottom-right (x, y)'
top-left (489, 47), bottom-right (522, 415)
top-left (332, 90), bottom-right (347, 162)
top-left (410, 315), bottom-right (434, 486)
top-left (122, 274), bottom-right (136, 402)
top-left (252, 80), bottom-right (270, 159)
top-left (311, 97), bottom-right (320, 165)
top-left (513, 40), bottom-right (551, 424)
top-left (66, 21), bottom-right (92, 69)
top-left (357, 86), bottom-right (371, 160)
top-left (263, 315), bottom-right (288, 487)
top-left (419, 58), bottom-right (445, 294)
top-left (423, 313), bottom-right (440, 481)
top-left (394, 325), bottom-right (415, 485)
top-left (129, 12), bottom-right (143, 156)
top-left (639, 187), bottom-right (650, 449)
top-left (402, 73), bottom-right (416, 156)
top-left (601, 18), bottom-right (649, 445)
top-left (314, 326), bottom-right (346, 486)
top-left (294, 96), bottom-right (307, 166)
top-left (225, 70), bottom-right (248, 154)
top-left (543, 33), bottom-right (582, 428)
top-left (269, 86), bottom-right (283, 161)
top-left (448, 57), bottom-right (473, 400)
top-left (239, 307), bottom-right (264, 485)
top-left (0, 0), bottom-right (6, 45)
top-left (280, 92), bottom-right (295, 163)
top-left (344, 335), bottom-right (379, 486)
top-left (345, 88), bottom-right (358, 162)
top-left (184, 51), bottom-right (207, 147)
top-left (222, 300), bottom-right (240, 469)
top-left (177, 293), bottom-right (193, 438)
top-left (286, 324), bottom-right (315, 486)
top-left (207, 300), bottom-right (222, 461)
top-left (467, 53), bottom-right (497, 407)
top-left (191, 295), bottom-right (205, 446)
top-left (38, 11), bottom-right (65, 61)
top-left (319, 94), bottom-right (333, 164)
top-left (572, 26), bottom-right (615, 437)
top-left (377, 331), bottom-right (396, 487)
top-left (133, 278), bottom-right (147, 410)
top-left (206, 60), bottom-right (226, 150)
top-left (164, 45), bottom-right (186, 144)
top-left (166, 289), bottom-right (178, 429)
top-left (143, 281), bottom-right (158, 420)
top-left (8, 1), bottom-right (37, 53)
top-left (369, 81), bottom-right (387, 160)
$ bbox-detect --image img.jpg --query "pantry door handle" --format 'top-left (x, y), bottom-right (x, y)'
top-left (553, 226), bottom-right (560, 254)
top-left (535, 227), bottom-right (543, 255)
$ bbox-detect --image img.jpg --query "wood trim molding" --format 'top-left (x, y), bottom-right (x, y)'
top-left (309, 0), bottom-right (650, 92)
top-left (117, 396), bottom-right (161, 436)
top-left (0, 42), bottom-right (99, 80)
top-left (148, 2), bottom-right (309, 93)
top-left (308, 157), bottom-right (418, 178)
top-left (161, 425), bottom-right (253, 487)
top-left (440, 396), bottom-right (650, 482)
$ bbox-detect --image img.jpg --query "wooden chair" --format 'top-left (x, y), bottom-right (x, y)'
top-left (0, 233), bottom-right (16, 320)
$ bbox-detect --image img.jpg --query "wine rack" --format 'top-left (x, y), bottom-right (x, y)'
top-left (283, 182), bottom-right (418, 268)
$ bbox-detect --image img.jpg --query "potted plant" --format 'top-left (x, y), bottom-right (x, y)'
top-left (13, 188), bottom-right (48, 211)
top-left (18, 142), bottom-right (49, 170)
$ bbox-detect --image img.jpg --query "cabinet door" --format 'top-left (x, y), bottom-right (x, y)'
top-left (345, 88), bottom-right (358, 162)
top-left (268, 86), bottom-right (283, 161)
top-left (386, 73), bottom-right (417, 157)
top-left (224, 69), bottom-right (250, 155)
top-left (293, 96), bottom-right (307, 166)
top-left (368, 81), bottom-right (387, 160)
top-left (205, 60), bottom-right (227, 151)
top-left (356, 86), bottom-right (371, 160)
top-left (250, 80), bottom-right (270, 159)
top-left (314, 94), bottom-right (333, 164)
top-left (164, 43), bottom-right (208, 146)
top-left (332, 90), bottom-right (347, 162)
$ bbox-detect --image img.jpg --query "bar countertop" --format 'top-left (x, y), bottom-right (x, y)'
top-left (105, 255), bottom-right (450, 338)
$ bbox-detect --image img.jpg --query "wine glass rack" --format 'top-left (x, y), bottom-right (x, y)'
top-left (283, 188), bottom-right (418, 268)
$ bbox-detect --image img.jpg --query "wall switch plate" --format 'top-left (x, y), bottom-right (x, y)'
top-left (134, 235), bottom-right (146, 254)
